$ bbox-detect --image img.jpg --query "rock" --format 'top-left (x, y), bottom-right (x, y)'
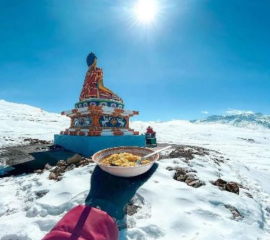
top-left (212, 179), bottom-right (240, 195)
top-left (245, 192), bottom-right (253, 198)
top-left (44, 163), bottom-right (52, 170)
top-left (49, 172), bottom-right (57, 180)
top-left (214, 178), bottom-right (227, 187)
top-left (65, 164), bottom-right (76, 172)
top-left (225, 182), bottom-right (240, 195)
top-left (78, 158), bottom-right (94, 167)
top-left (169, 148), bottom-right (194, 160)
top-left (57, 176), bottom-right (63, 181)
top-left (173, 167), bottom-right (204, 188)
top-left (35, 190), bottom-right (49, 198)
top-left (211, 178), bottom-right (227, 189)
top-left (59, 166), bottom-right (66, 172)
top-left (166, 166), bottom-right (174, 171)
top-left (224, 205), bottom-right (243, 219)
top-left (179, 174), bottom-right (187, 181)
top-left (51, 166), bottom-right (61, 174)
top-left (87, 158), bottom-right (94, 163)
top-left (57, 160), bottom-right (67, 167)
top-left (238, 183), bottom-right (249, 190)
top-left (67, 154), bottom-right (82, 165)
top-left (185, 176), bottom-right (197, 184)
top-left (174, 167), bottom-right (187, 174)
top-left (125, 203), bottom-right (141, 216)
top-left (194, 180), bottom-right (205, 188)
top-left (187, 180), bottom-right (198, 187)
top-left (34, 169), bottom-right (43, 174)
top-left (23, 138), bottom-right (51, 145)
top-left (186, 172), bottom-right (196, 177)
top-left (49, 145), bottom-right (64, 150)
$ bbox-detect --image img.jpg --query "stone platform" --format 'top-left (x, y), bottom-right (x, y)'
top-left (54, 134), bottom-right (146, 156)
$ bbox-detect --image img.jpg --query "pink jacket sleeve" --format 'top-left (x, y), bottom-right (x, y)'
top-left (42, 205), bottom-right (119, 240)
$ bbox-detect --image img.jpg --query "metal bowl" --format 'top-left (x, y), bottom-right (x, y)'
top-left (92, 146), bottom-right (159, 177)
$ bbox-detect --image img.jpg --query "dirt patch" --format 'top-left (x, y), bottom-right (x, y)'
top-left (125, 202), bottom-right (142, 216)
top-left (159, 144), bottom-right (222, 163)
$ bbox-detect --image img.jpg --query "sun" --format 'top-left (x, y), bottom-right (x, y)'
top-left (133, 0), bottom-right (159, 24)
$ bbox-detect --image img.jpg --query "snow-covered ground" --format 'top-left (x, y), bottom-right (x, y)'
top-left (192, 111), bottom-right (270, 130)
top-left (0, 100), bottom-right (270, 240)
top-left (0, 100), bottom-right (69, 147)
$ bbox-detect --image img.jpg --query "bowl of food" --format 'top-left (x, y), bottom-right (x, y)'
top-left (92, 146), bottom-right (159, 177)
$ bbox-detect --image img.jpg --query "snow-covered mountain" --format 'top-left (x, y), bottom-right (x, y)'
top-left (0, 100), bottom-right (69, 147)
top-left (1, 100), bottom-right (270, 239)
top-left (191, 112), bottom-right (270, 130)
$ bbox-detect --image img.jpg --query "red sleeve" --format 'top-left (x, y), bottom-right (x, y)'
top-left (42, 205), bottom-right (119, 240)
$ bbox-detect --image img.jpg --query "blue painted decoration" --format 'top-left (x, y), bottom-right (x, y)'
top-left (99, 116), bottom-right (127, 128)
top-left (73, 116), bottom-right (93, 128)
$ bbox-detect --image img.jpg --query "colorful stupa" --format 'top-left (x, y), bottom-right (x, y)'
top-left (54, 53), bottom-right (145, 155)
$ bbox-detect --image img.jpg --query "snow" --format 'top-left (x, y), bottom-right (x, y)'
top-left (193, 112), bottom-right (270, 130)
top-left (0, 101), bottom-right (270, 239)
top-left (0, 100), bottom-right (69, 147)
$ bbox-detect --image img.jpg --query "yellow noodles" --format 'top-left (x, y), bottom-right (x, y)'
top-left (101, 152), bottom-right (151, 167)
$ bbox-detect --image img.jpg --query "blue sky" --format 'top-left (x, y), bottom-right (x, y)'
top-left (0, 0), bottom-right (269, 121)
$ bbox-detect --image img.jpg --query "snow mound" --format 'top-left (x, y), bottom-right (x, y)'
top-left (0, 100), bottom-right (69, 147)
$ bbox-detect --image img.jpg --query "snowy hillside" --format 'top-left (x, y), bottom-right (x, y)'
top-left (191, 111), bottom-right (270, 130)
top-left (0, 100), bottom-right (69, 147)
top-left (0, 101), bottom-right (270, 239)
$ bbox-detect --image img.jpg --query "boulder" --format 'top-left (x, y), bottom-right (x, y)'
top-left (34, 169), bottom-right (44, 174)
top-left (187, 180), bottom-right (198, 187)
top-left (49, 172), bottom-right (57, 180)
top-left (65, 164), bottom-right (76, 172)
top-left (224, 204), bottom-right (243, 219)
top-left (185, 176), bottom-right (196, 184)
top-left (245, 192), bottom-right (253, 198)
top-left (57, 160), bottom-right (67, 167)
top-left (178, 174), bottom-right (187, 181)
top-left (57, 176), bottom-right (63, 181)
top-left (214, 178), bottom-right (227, 187)
top-left (166, 166), bottom-right (174, 171)
top-left (194, 180), bottom-right (205, 188)
top-left (212, 179), bottom-right (240, 195)
top-left (67, 154), bottom-right (82, 165)
top-left (45, 163), bottom-right (52, 170)
top-left (225, 182), bottom-right (239, 195)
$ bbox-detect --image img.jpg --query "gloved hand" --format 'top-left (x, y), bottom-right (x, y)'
top-left (85, 164), bottom-right (158, 220)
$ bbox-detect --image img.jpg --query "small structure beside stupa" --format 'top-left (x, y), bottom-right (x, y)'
top-left (54, 52), bottom-right (145, 155)
top-left (145, 126), bottom-right (157, 147)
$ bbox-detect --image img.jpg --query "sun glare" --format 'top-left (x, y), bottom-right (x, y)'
top-left (134, 0), bottom-right (158, 24)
